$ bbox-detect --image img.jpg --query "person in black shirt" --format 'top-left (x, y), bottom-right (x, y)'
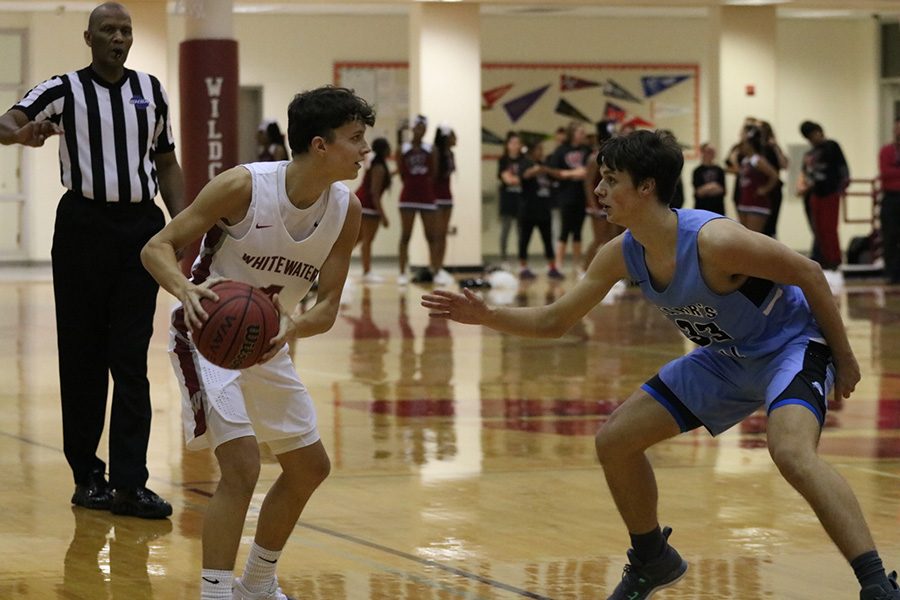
top-left (691, 142), bottom-right (726, 215)
top-left (799, 120), bottom-right (850, 271)
top-left (517, 141), bottom-right (558, 279)
top-left (546, 121), bottom-right (590, 275)
top-left (497, 131), bottom-right (526, 264)
top-left (0, 2), bottom-right (182, 519)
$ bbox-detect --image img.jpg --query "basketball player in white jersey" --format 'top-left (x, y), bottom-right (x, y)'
top-left (141, 86), bottom-right (372, 600)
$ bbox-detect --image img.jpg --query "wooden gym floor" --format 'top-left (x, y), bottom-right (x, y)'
top-left (0, 265), bottom-right (898, 599)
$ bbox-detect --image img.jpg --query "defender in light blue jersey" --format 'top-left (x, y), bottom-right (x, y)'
top-left (422, 130), bottom-right (898, 600)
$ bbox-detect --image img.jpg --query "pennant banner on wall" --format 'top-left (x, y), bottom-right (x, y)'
top-left (503, 84), bottom-right (551, 123)
top-left (554, 98), bottom-right (591, 122)
top-left (623, 116), bottom-right (655, 129)
top-left (603, 79), bottom-right (642, 104)
top-left (641, 75), bottom-right (691, 98)
top-left (483, 83), bottom-right (514, 110)
top-left (604, 101), bottom-right (627, 122)
top-left (482, 127), bottom-right (505, 145)
top-left (561, 74), bottom-right (600, 91)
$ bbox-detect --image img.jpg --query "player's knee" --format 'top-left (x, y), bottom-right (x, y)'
top-left (219, 459), bottom-right (261, 498)
top-left (768, 443), bottom-right (816, 483)
top-left (308, 452), bottom-right (331, 486)
top-left (285, 451), bottom-right (331, 493)
top-left (595, 418), bottom-right (625, 463)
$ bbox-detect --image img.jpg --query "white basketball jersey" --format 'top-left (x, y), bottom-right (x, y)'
top-left (190, 161), bottom-right (349, 309)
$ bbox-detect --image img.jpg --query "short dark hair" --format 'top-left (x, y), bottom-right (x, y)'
top-left (598, 129), bottom-right (684, 205)
top-left (800, 120), bottom-right (822, 139)
top-left (287, 86), bottom-right (376, 155)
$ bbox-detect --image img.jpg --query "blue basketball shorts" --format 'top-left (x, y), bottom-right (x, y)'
top-left (643, 335), bottom-right (834, 436)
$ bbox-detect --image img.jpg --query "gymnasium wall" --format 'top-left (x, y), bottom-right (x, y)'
top-left (2, 8), bottom-right (881, 261)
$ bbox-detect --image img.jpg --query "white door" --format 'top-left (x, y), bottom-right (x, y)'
top-left (0, 30), bottom-right (25, 260)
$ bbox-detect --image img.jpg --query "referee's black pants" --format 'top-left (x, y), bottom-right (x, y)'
top-left (51, 191), bottom-right (164, 489)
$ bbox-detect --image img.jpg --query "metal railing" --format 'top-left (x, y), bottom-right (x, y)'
top-left (842, 177), bottom-right (879, 225)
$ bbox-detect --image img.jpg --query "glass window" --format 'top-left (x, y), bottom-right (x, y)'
top-left (0, 31), bottom-right (26, 259)
top-left (0, 32), bottom-right (22, 85)
top-left (0, 90), bottom-right (22, 196)
top-left (0, 202), bottom-right (21, 253)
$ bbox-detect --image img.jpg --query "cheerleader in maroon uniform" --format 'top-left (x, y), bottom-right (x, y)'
top-left (355, 137), bottom-right (392, 283)
top-left (431, 125), bottom-right (456, 286)
top-left (737, 125), bottom-right (779, 233)
top-left (396, 115), bottom-right (441, 285)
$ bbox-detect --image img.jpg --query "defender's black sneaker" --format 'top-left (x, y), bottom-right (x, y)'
top-left (861, 571), bottom-right (900, 600)
top-left (607, 526), bottom-right (688, 600)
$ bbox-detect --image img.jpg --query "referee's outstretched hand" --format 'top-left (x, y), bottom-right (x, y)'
top-left (16, 120), bottom-right (63, 147)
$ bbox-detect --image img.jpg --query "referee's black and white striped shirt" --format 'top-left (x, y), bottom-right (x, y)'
top-left (12, 66), bottom-right (175, 203)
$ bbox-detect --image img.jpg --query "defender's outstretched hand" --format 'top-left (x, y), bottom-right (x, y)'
top-left (421, 288), bottom-right (490, 325)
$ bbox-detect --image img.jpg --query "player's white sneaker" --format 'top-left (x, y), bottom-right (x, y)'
top-left (233, 576), bottom-right (295, 600)
top-left (397, 273), bottom-right (409, 286)
top-left (433, 269), bottom-right (454, 286)
top-left (361, 272), bottom-right (384, 284)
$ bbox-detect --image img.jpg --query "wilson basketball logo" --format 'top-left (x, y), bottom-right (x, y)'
top-left (193, 281), bottom-right (279, 370)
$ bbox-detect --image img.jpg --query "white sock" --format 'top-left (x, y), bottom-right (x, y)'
top-left (201, 569), bottom-right (233, 600)
top-left (240, 542), bottom-right (282, 592)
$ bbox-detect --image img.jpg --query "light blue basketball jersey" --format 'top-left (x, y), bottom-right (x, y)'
top-left (621, 209), bottom-right (817, 360)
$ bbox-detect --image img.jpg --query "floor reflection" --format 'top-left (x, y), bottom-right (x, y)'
top-left (3, 271), bottom-right (900, 599)
top-left (60, 508), bottom-right (172, 600)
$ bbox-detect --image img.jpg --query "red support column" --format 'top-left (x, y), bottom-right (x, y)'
top-left (177, 39), bottom-right (238, 274)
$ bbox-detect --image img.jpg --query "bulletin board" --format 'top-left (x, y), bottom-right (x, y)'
top-left (334, 61), bottom-right (409, 148)
top-left (334, 61), bottom-right (700, 158)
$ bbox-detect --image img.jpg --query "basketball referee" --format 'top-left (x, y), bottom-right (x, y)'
top-left (0, 2), bottom-right (182, 519)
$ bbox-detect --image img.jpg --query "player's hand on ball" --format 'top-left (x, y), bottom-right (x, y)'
top-left (182, 276), bottom-right (227, 331)
top-left (259, 293), bottom-right (291, 363)
top-left (421, 288), bottom-right (490, 325)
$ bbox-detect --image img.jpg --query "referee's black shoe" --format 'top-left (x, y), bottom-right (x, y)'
top-left (71, 468), bottom-right (112, 510)
top-left (110, 487), bottom-right (172, 519)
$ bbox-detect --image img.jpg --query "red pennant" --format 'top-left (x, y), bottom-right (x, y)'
top-left (482, 83), bottom-right (514, 110)
top-left (604, 102), bottom-right (626, 122)
top-left (623, 116), bottom-right (655, 129)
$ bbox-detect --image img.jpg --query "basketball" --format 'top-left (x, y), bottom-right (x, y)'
top-left (192, 281), bottom-right (281, 370)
